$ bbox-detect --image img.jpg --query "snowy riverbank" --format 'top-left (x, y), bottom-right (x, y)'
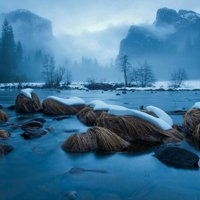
top-left (0, 80), bottom-right (200, 91)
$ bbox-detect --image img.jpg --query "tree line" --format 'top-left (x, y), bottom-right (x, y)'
top-left (0, 19), bottom-right (23, 82)
top-left (118, 55), bottom-right (187, 88)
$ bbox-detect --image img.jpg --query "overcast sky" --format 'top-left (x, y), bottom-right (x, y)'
top-left (0, 0), bottom-right (199, 63)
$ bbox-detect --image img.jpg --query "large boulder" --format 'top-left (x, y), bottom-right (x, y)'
top-left (154, 146), bottom-right (199, 169)
top-left (62, 127), bottom-right (130, 153)
top-left (97, 113), bottom-right (183, 144)
top-left (0, 110), bottom-right (8, 122)
top-left (42, 96), bottom-right (85, 115)
top-left (15, 88), bottom-right (41, 113)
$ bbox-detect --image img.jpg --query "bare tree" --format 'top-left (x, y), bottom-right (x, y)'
top-left (42, 55), bottom-right (56, 87)
top-left (117, 55), bottom-right (131, 87)
top-left (65, 68), bottom-right (72, 85)
top-left (133, 61), bottom-right (156, 87)
top-left (42, 55), bottom-right (68, 88)
top-left (54, 66), bottom-right (66, 87)
top-left (170, 68), bottom-right (187, 88)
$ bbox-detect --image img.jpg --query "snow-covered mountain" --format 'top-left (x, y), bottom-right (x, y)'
top-left (119, 8), bottom-right (200, 80)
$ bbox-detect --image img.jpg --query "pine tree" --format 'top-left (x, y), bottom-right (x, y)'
top-left (16, 41), bottom-right (23, 68)
top-left (0, 19), bottom-right (17, 82)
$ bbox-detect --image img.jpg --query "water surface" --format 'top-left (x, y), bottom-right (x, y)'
top-left (0, 89), bottom-right (200, 200)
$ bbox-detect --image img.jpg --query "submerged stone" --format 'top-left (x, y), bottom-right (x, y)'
top-left (0, 130), bottom-right (10, 139)
top-left (21, 128), bottom-right (48, 139)
top-left (31, 118), bottom-right (46, 124)
top-left (154, 146), bottom-right (199, 169)
top-left (21, 121), bottom-right (43, 131)
top-left (68, 167), bottom-right (108, 174)
top-left (8, 105), bottom-right (15, 110)
top-left (53, 116), bottom-right (70, 121)
top-left (0, 144), bottom-right (13, 156)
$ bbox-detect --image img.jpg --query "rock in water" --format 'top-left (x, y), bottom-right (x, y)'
top-left (31, 118), bottom-right (46, 124)
top-left (15, 89), bottom-right (41, 113)
top-left (21, 121), bottom-right (43, 131)
top-left (0, 130), bottom-right (10, 139)
top-left (0, 110), bottom-right (8, 122)
top-left (154, 146), bottom-right (199, 169)
top-left (68, 167), bottom-right (108, 174)
top-left (0, 144), bottom-right (13, 156)
top-left (21, 128), bottom-right (48, 139)
top-left (8, 105), bottom-right (15, 110)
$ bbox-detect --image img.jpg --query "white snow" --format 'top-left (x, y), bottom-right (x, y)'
top-left (47, 96), bottom-right (85, 106)
top-left (89, 100), bottom-right (127, 111)
top-left (20, 88), bottom-right (33, 99)
top-left (90, 100), bottom-right (172, 131)
top-left (116, 80), bottom-right (200, 91)
top-left (192, 102), bottom-right (200, 109)
top-left (108, 107), bottom-right (172, 131)
top-left (146, 105), bottom-right (173, 126)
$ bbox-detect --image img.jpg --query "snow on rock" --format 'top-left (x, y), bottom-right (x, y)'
top-left (20, 88), bottom-right (33, 99)
top-left (47, 96), bottom-right (85, 106)
top-left (108, 107), bottom-right (172, 131)
top-left (192, 102), bottom-right (200, 109)
top-left (89, 100), bottom-right (127, 111)
top-left (90, 100), bottom-right (172, 131)
top-left (146, 105), bottom-right (173, 126)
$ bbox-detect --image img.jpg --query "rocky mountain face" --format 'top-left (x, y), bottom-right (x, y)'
top-left (0, 9), bottom-right (57, 52)
top-left (0, 9), bottom-right (64, 81)
top-left (119, 8), bottom-right (200, 79)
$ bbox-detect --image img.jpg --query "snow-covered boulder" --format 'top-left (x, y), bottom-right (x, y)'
top-left (97, 112), bottom-right (183, 144)
top-left (15, 88), bottom-right (41, 113)
top-left (0, 110), bottom-right (8, 122)
top-left (183, 102), bottom-right (200, 140)
top-left (42, 96), bottom-right (86, 115)
top-left (90, 100), bottom-right (183, 144)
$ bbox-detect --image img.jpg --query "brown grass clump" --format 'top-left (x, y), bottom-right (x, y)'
top-left (15, 92), bottom-right (41, 113)
top-left (42, 99), bottom-right (85, 115)
top-left (183, 109), bottom-right (200, 138)
top-left (77, 106), bottom-right (105, 126)
top-left (0, 110), bottom-right (8, 122)
top-left (97, 113), bottom-right (183, 144)
top-left (62, 127), bottom-right (130, 153)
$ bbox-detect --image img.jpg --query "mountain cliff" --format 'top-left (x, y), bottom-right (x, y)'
top-left (119, 8), bottom-right (200, 79)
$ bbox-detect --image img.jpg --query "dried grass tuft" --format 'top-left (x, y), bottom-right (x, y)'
top-left (42, 99), bottom-right (84, 115)
top-left (62, 127), bottom-right (130, 153)
top-left (15, 92), bottom-right (41, 113)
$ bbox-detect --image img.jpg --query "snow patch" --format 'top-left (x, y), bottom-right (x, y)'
top-left (192, 102), bottom-right (200, 110)
top-left (20, 88), bottom-right (33, 99)
top-left (47, 96), bottom-right (85, 106)
top-left (146, 105), bottom-right (173, 126)
top-left (90, 100), bottom-right (127, 111)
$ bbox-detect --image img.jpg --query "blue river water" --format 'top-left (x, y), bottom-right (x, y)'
top-left (0, 89), bottom-right (200, 200)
